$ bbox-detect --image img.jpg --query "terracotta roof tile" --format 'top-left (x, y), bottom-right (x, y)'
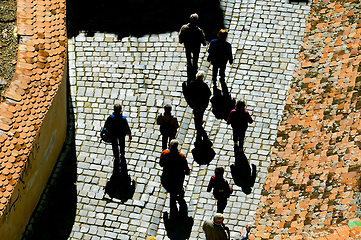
top-left (254, 0), bottom-right (361, 238)
top-left (0, 0), bottom-right (66, 219)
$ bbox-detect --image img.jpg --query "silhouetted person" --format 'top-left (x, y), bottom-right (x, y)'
top-left (157, 104), bottom-right (180, 150)
top-left (105, 104), bottom-right (132, 175)
top-left (207, 167), bottom-right (233, 213)
top-left (227, 99), bottom-right (253, 152)
top-left (179, 13), bottom-right (206, 82)
top-left (159, 139), bottom-right (190, 217)
top-left (188, 71), bottom-right (211, 142)
top-left (203, 213), bottom-right (230, 240)
top-left (207, 29), bottom-right (233, 91)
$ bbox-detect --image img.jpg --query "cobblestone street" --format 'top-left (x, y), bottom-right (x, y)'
top-left (66, 0), bottom-right (310, 239)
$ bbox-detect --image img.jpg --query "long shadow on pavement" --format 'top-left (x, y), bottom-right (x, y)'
top-left (67, 0), bottom-right (225, 41)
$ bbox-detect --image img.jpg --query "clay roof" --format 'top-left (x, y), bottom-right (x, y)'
top-left (0, 0), bottom-right (67, 216)
top-left (252, 0), bottom-right (361, 239)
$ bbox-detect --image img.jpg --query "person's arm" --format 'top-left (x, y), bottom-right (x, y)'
top-left (156, 114), bottom-right (161, 125)
top-left (201, 28), bottom-right (206, 46)
top-left (174, 118), bottom-right (180, 129)
top-left (246, 111), bottom-right (254, 124)
top-left (182, 154), bottom-right (190, 175)
top-left (159, 151), bottom-right (166, 167)
top-left (223, 224), bottom-right (230, 240)
top-left (207, 177), bottom-right (213, 192)
top-left (179, 25), bottom-right (185, 44)
top-left (227, 110), bottom-right (233, 125)
top-left (124, 118), bottom-right (132, 141)
top-left (226, 180), bottom-right (233, 194)
top-left (207, 41), bottom-right (213, 62)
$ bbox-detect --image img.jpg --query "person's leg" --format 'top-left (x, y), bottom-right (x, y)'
top-left (192, 48), bottom-right (200, 70)
top-left (169, 191), bottom-right (178, 217)
top-left (239, 130), bottom-right (246, 151)
top-left (219, 65), bottom-right (226, 82)
top-left (187, 66), bottom-right (196, 84)
top-left (212, 65), bottom-right (219, 88)
top-left (112, 137), bottom-right (120, 174)
top-left (217, 197), bottom-right (227, 213)
top-left (233, 130), bottom-right (239, 147)
top-left (162, 133), bottom-right (168, 150)
top-left (169, 133), bottom-right (176, 141)
top-left (220, 79), bottom-right (230, 98)
top-left (194, 108), bottom-right (207, 142)
top-left (169, 133), bottom-right (176, 149)
top-left (185, 47), bottom-right (192, 67)
top-left (111, 137), bottom-right (120, 158)
top-left (119, 136), bottom-right (126, 157)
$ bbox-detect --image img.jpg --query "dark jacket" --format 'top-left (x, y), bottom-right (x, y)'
top-left (227, 109), bottom-right (253, 131)
top-left (207, 175), bottom-right (233, 200)
top-left (207, 38), bottom-right (233, 66)
top-left (106, 112), bottom-right (131, 137)
top-left (156, 113), bottom-right (179, 135)
top-left (159, 149), bottom-right (190, 192)
top-left (179, 23), bottom-right (206, 49)
top-left (188, 80), bottom-right (211, 110)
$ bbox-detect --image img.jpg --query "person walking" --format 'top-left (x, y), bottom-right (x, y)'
top-left (105, 104), bottom-right (132, 174)
top-left (179, 13), bottom-right (207, 81)
top-left (207, 29), bottom-right (233, 91)
top-left (188, 70), bottom-right (211, 142)
top-left (159, 139), bottom-right (190, 217)
top-left (207, 167), bottom-right (233, 213)
top-left (203, 213), bottom-right (230, 240)
top-left (227, 99), bottom-right (253, 152)
top-left (156, 104), bottom-right (180, 150)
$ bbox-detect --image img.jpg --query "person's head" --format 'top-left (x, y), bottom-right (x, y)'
top-left (217, 29), bottom-right (228, 39)
top-left (114, 104), bottom-right (122, 113)
top-left (164, 104), bottom-right (172, 114)
top-left (170, 139), bottom-right (179, 150)
top-left (213, 213), bottom-right (224, 224)
top-left (215, 167), bottom-right (224, 178)
top-left (236, 99), bottom-right (246, 110)
top-left (195, 70), bottom-right (205, 81)
top-left (189, 13), bottom-right (199, 24)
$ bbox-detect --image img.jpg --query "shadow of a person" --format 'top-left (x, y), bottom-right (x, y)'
top-left (210, 88), bottom-right (235, 121)
top-left (230, 149), bottom-right (257, 195)
top-left (163, 201), bottom-right (194, 240)
top-left (191, 133), bottom-right (215, 165)
top-left (105, 155), bottom-right (135, 202)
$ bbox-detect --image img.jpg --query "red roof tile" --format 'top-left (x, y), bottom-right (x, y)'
top-left (0, 0), bottom-right (66, 219)
top-left (253, 0), bottom-right (361, 238)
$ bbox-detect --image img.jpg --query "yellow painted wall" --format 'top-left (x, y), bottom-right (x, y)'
top-left (0, 66), bottom-right (68, 240)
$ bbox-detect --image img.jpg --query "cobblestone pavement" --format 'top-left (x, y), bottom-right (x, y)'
top-left (67, 0), bottom-right (310, 239)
